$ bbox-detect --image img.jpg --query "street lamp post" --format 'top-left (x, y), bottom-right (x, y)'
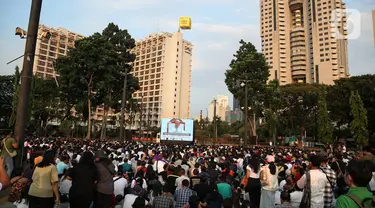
top-left (241, 82), bottom-right (249, 146)
top-left (14, 0), bottom-right (43, 168)
top-left (213, 98), bottom-right (217, 142)
top-left (119, 67), bottom-right (128, 140)
top-left (147, 108), bottom-right (152, 140)
top-left (139, 95), bottom-right (143, 139)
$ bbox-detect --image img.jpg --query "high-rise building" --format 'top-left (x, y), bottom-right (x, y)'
top-left (208, 95), bottom-right (229, 121)
top-left (372, 10), bottom-right (375, 46)
top-left (261, 0), bottom-right (349, 85)
top-left (233, 98), bottom-right (240, 111)
top-left (130, 31), bottom-right (193, 128)
top-left (33, 25), bottom-right (84, 78)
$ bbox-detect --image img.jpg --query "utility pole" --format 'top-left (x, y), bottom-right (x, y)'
top-left (213, 98), bottom-right (217, 143)
top-left (244, 83), bottom-right (248, 146)
top-left (139, 96), bottom-right (143, 139)
top-left (119, 67), bottom-right (128, 140)
top-left (14, 0), bottom-right (43, 168)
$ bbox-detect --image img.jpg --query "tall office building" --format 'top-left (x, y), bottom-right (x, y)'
top-left (33, 25), bottom-right (84, 78)
top-left (131, 31), bottom-right (193, 128)
top-left (261, 0), bottom-right (349, 85)
top-left (372, 10), bottom-right (375, 45)
top-left (208, 95), bottom-right (230, 121)
top-left (233, 98), bottom-right (240, 111)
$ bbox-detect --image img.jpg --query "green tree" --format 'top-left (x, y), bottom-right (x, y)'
top-left (279, 83), bottom-right (321, 140)
top-left (225, 40), bottom-right (269, 139)
top-left (9, 66), bottom-right (20, 128)
top-left (56, 23), bottom-right (139, 139)
top-left (97, 23), bottom-right (139, 139)
top-left (0, 75), bottom-right (14, 128)
top-left (328, 75), bottom-right (375, 137)
top-left (59, 119), bottom-right (73, 137)
top-left (30, 77), bottom-right (60, 136)
top-left (350, 91), bottom-right (369, 147)
top-left (264, 80), bottom-right (281, 145)
top-left (317, 90), bottom-right (333, 143)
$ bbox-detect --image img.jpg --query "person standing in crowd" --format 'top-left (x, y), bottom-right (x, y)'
top-left (94, 150), bottom-right (115, 208)
top-left (174, 179), bottom-right (195, 208)
top-left (245, 157), bottom-right (261, 208)
top-left (28, 150), bottom-right (60, 208)
top-left (175, 169), bottom-right (190, 190)
top-left (336, 160), bottom-right (374, 207)
top-left (68, 151), bottom-right (97, 208)
top-left (260, 155), bottom-right (279, 207)
top-left (1, 131), bottom-right (18, 177)
top-left (153, 186), bottom-right (175, 208)
top-left (319, 152), bottom-right (337, 208)
top-left (297, 155), bottom-right (328, 208)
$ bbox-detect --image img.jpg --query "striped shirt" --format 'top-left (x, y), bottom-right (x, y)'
top-left (321, 166), bottom-right (337, 208)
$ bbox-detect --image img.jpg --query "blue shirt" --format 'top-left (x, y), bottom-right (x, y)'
top-left (56, 162), bottom-right (69, 175)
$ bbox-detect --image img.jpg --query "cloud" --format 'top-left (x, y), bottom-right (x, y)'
top-left (348, 11), bottom-right (375, 75)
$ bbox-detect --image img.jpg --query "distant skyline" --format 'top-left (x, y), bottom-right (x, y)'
top-left (1, 0), bottom-right (374, 118)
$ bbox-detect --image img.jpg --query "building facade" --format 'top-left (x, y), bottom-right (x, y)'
top-left (261, 0), bottom-right (349, 85)
top-left (373, 10), bottom-right (375, 46)
top-left (130, 31), bottom-right (193, 128)
top-left (225, 108), bottom-right (243, 124)
top-left (208, 95), bottom-right (230, 121)
top-left (33, 25), bottom-right (84, 79)
top-left (233, 98), bottom-right (240, 111)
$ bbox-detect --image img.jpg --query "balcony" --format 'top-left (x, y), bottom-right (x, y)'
top-left (289, 0), bottom-right (303, 11)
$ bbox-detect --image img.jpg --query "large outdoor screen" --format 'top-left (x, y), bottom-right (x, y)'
top-left (160, 118), bottom-right (194, 142)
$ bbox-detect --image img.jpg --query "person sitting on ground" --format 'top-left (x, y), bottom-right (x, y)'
top-left (8, 168), bottom-right (30, 203)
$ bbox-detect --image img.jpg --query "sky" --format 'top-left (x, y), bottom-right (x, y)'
top-left (0, 0), bottom-right (374, 119)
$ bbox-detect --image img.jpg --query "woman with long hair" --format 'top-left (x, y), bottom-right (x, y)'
top-left (69, 151), bottom-right (98, 208)
top-left (28, 150), bottom-right (60, 208)
top-left (260, 155), bottom-right (279, 208)
top-left (245, 157), bottom-right (261, 208)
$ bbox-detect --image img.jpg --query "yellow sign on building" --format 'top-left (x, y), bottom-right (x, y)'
top-left (179, 16), bottom-right (192, 30)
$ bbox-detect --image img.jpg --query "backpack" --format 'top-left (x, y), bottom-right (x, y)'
top-left (345, 193), bottom-right (375, 208)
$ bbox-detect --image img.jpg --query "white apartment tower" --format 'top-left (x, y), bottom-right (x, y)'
top-left (33, 25), bottom-right (84, 78)
top-left (261, 0), bottom-right (349, 85)
top-left (131, 31), bottom-right (193, 127)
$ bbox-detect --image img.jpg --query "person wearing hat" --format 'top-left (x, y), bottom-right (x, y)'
top-left (94, 150), bottom-right (116, 208)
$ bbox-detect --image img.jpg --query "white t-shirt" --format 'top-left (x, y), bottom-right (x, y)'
top-left (123, 194), bottom-right (147, 208)
top-left (297, 169), bottom-right (328, 208)
top-left (175, 175), bottom-right (190, 190)
top-left (114, 176), bottom-right (128, 197)
top-left (154, 160), bottom-right (166, 173)
top-left (246, 165), bottom-right (260, 179)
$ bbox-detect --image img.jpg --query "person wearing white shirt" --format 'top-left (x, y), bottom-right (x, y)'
top-left (113, 174), bottom-right (128, 198)
top-left (297, 155), bottom-right (328, 208)
top-left (260, 156), bottom-right (279, 207)
top-left (175, 169), bottom-right (190, 190)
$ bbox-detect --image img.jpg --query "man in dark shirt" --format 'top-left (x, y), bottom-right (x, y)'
top-left (193, 177), bottom-right (209, 202)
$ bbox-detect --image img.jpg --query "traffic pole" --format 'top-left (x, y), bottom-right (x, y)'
top-left (14, 0), bottom-right (43, 168)
top-left (119, 67), bottom-right (128, 140)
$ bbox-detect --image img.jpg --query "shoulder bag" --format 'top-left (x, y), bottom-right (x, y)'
top-left (4, 138), bottom-right (17, 158)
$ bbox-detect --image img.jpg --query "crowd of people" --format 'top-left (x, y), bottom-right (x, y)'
top-left (0, 132), bottom-right (374, 208)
